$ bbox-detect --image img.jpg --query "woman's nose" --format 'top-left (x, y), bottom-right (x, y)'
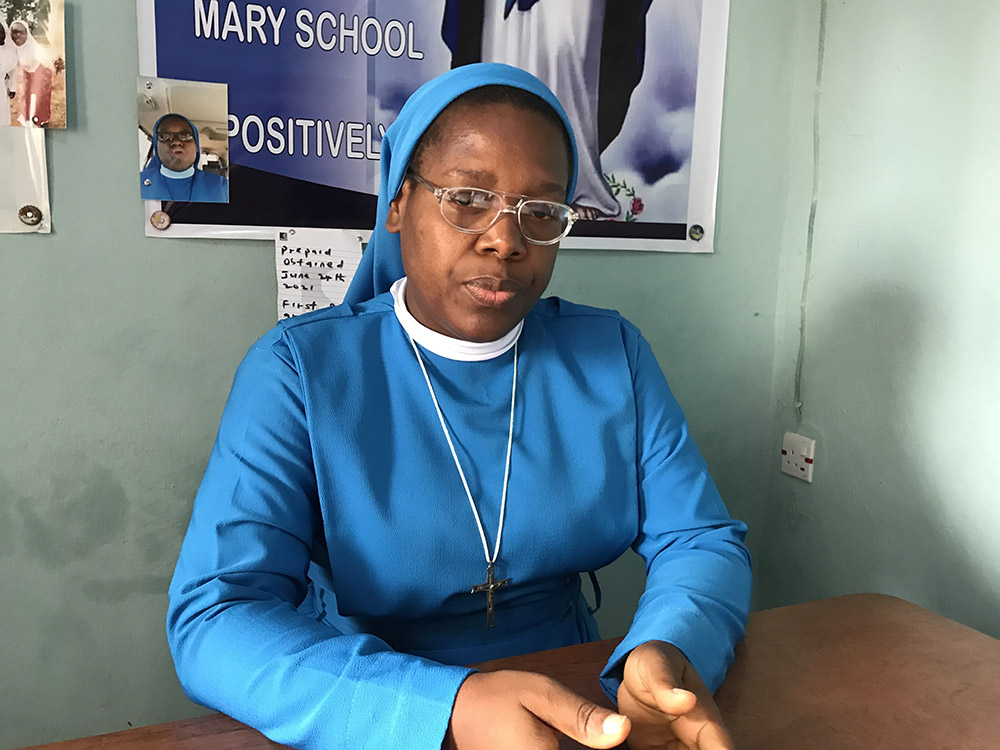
top-left (478, 207), bottom-right (527, 259)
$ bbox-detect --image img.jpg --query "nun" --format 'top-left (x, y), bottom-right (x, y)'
top-left (167, 63), bottom-right (750, 750)
top-left (140, 113), bottom-right (228, 203)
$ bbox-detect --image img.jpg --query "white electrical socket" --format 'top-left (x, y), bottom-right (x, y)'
top-left (781, 432), bottom-right (815, 482)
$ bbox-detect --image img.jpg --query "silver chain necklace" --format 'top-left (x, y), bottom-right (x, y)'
top-left (408, 337), bottom-right (517, 629)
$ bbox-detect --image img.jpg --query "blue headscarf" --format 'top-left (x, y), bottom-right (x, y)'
top-left (343, 63), bottom-right (579, 306)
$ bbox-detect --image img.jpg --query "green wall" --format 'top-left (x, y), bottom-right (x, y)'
top-left (2, 1), bottom-right (996, 747)
top-left (757, 0), bottom-right (1000, 634)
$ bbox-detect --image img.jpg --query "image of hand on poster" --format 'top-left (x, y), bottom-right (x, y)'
top-left (0, 126), bottom-right (50, 232)
top-left (1, 0), bottom-right (67, 128)
top-left (138, 76), bottom-right (229, 203)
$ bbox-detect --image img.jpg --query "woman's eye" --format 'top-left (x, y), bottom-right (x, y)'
top-left (524, 203), bottom-right (560, 221)
top-left (448, 189), bottom-right (494, 209)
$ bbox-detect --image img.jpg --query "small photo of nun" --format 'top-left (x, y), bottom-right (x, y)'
top-left (137, 76), bottom-right (230, 204)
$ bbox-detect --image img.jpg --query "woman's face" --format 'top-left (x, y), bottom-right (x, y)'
top-left (386, 101), bottom-right (571, 342)
top-left (11, 24), bottom-right (26, 46)
top-left (156, 117), bottom-right (198, 172)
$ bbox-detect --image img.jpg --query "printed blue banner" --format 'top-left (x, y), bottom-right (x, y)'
top-left (139, 0), bottom-right (729, 251)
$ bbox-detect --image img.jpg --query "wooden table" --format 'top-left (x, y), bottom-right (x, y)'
top-left (22, 594), bottom-right (1000, 749)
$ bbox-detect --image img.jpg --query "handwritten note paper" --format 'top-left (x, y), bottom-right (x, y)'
top-left (275, 228), bottom-right (366, 319)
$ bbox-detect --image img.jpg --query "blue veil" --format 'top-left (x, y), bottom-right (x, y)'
top-left (343, 63), bottom-right (579, 306)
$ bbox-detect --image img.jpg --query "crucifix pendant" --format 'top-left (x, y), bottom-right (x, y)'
top-left (470, 561), bottom-right (511, 629)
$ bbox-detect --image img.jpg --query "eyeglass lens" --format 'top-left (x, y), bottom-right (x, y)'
top-left (440, 188), bottom-right (571, 243)
top-left (157, 132), bottom-right (194, 143)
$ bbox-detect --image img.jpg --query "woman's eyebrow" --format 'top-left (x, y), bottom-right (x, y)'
top-left (444, 168), bottom-right (496, 184)
top-left (443, 168), bottom-right (566, 196)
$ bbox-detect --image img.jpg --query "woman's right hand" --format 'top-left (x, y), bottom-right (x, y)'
top-left (444, 670), bottom-right (630, 749)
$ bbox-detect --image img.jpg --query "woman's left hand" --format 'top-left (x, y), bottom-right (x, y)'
top-left (617, 641), bottom-right (734, 750)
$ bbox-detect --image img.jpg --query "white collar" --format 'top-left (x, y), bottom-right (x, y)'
top-left (391, 277), bottom-right (522, 362)
top-left (160, 165), bottom-right (195, 179)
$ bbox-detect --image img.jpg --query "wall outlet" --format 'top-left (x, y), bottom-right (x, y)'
top-left (781, 432), bottom-right (815, 482)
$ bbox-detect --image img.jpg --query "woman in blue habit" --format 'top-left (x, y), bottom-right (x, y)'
top-left (167, 63), bottom-right (751, 749)
top-left (140, 113), bottom-right (228, 203)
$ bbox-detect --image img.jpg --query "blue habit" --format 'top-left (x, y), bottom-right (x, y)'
top-left (167, 295), bottom-right (751, 749)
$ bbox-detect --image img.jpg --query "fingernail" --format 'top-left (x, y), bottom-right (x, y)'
top-left (672, 688), bottom-right (692, 695)
top-left (602, 714), bottom-right (627, 735)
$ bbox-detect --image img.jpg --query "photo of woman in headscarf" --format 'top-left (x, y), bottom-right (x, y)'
top-left (140, 112), bottom-right (229, 203)
top-left (9, 18), bottom-right (65, 128)
top-left (0, 21), bottom-right (17, 126)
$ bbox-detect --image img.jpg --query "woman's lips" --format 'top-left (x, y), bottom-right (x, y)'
top-left (464, 278), bottom-right (522, 307)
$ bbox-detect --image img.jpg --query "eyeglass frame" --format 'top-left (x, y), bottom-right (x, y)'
top-left (406, 171), bottom-right (578, 246)
top-left (156, 131), bottom-right (196, 144)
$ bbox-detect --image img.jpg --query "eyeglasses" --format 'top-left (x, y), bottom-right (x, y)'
top-left (157, 132), bottom-right (195, 144)
top-left (408, 171), bottom-right (578, 246)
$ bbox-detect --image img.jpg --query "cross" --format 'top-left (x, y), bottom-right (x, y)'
top-left (470, 561), bottom-right (511, 629)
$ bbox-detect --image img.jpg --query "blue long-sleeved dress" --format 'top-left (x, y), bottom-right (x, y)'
top-left (167, 291), bottom-right (751, 749)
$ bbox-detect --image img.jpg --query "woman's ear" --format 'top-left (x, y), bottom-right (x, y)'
top-left (385, 180), bottom-right (411, 235)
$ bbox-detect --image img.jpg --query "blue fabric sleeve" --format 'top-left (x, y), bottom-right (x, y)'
top-left (599, 330), bottom-right (752, 699)
top-left (166, 332), bottom-right (472, 750)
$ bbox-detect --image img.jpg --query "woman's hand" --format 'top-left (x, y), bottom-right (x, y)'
top-left (617, 641), bottom-right (734, 750)
top-left (445, 669), bottom-right (631, 750)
